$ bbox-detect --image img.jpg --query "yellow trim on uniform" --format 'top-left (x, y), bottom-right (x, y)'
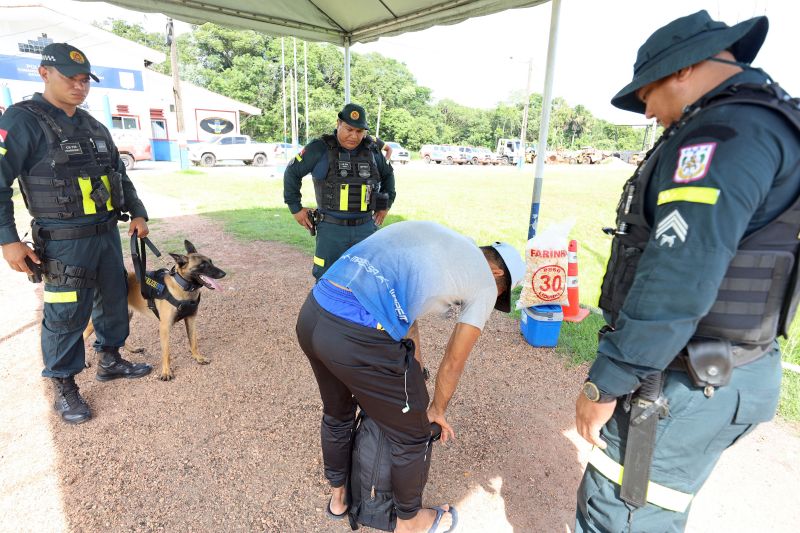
top-left (339, 184), bottom-right (349, 211)
top-left (43, 290), bottom-right (78, 303)
top-left (100, 175), bottom-right (113, 211)
top-left (657, 187), bottom-right (720, 206)
top-left (360, 184), bottom-right (368, 211)
top-left (587, 446), bottom-right (693, 513)
top-left (0, 146), bottom-right (7, 156)
top-left (77, 176), bottom-right (96, 214)
top-left (376, 322), bottom-right (384, 330)
top-left (313, 256), bottom-right (325, 267)
top-left (295, 153), bottom-right (302, 162)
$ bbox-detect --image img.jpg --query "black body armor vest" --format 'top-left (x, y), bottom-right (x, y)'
top-left (314, 134), bottom-right (381, 213)
top-left (14, 100), bottom-right (125, 219)
top-left (600, 83), bottom-right (800, 344)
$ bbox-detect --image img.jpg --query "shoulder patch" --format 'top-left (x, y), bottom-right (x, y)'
top-left (655, 209), bottom-right (688, 248)
top-left (674, 142), bottom-right (716, 183)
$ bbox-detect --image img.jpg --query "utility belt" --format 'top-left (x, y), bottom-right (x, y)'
top-left (31, 217), bottom-right (118, 241)
top-left (317, 211), bottom-right (373, 227)
top-left (23, 218), bottom-right (116, 287)
top-left (667, 337), bottom-right (772, 394)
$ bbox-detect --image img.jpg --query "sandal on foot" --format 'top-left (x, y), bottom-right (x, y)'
top-left (325, 496), bottom-right (348, 520)
top-left (428, 505), bottom-right (458, 533)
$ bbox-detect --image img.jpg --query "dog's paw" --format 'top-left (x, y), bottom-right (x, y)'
top-left (193, 355), bottom-right (210, 365)
top-left (159, 368), bottom-right (174, 381)
top-left (125, 344), bottom-right (145, 354)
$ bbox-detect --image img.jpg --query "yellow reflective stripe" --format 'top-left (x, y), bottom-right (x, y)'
top-left (77, 176), bottom-right (96, 214)
top-left (295, 154), bottom-right (302, 162)
top-left (313, 256), bottom-right (325, 267)
top-left (587, 446), bottom-right (693, 513)
top-left (0, 146), bottom-right (7, 156)
top-left (339, 184), bottom-right (349, 211)
top-left (360, 184), bottom-right (368, 211)
top-left (100, 175), bottom-right (113, 211)
top-left (657, 187), bottom-right (720, 206)
top-left (376, 322), bottom-right (384, 330)
top-left (43, 290), bottom-right (78, 303)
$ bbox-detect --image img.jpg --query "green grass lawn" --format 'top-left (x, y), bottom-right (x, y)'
top-left (129, 163), bottom-right (799, 421)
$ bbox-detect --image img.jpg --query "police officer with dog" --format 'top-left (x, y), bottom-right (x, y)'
top-left (574, 11), bottom-right (799, 531)
top-left (0, 43), bottom-right (152, 425)
top-left (283, 102), bottom-right (395, 279)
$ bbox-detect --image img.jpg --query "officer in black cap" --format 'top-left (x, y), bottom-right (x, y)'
top-left (573, 11), bottom-right (799, 531)
top-left (0, 43), bottom-right (152, 424)
top-left (283, 102), bottom-right (396, 279)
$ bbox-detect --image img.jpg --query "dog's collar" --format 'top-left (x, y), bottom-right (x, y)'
top-left (170, 267), bottom-right (200, 292)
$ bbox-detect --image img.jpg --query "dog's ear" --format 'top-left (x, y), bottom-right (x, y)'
top-left (184, 240), bottom-right (197, 254)
top-left (170, 253), bottom-right (188, 267)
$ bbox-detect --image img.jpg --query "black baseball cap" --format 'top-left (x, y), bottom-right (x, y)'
top-left (337, 103), bottom-right (369, 130)
top-left (40, 43), bottom-right (99, 83)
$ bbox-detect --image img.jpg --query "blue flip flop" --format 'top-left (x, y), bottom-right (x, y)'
top-left (428, 504), bottom-right (458, 533)
top-left (325, 497), bottom-right (348, 520)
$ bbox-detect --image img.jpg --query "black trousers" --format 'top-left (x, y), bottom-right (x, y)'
top-left (296, 293), bottom-right (431, 520)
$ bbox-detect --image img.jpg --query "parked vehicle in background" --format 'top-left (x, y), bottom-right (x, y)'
top-left (386, 141), bottom-right (410, 164)
top-left (111, 129), bottom-right (152, 170)
top-left (270, 142), bottom-right (302, 162)
top-left (188, 134), bottom-right (272, 167)
top-left (420, 144), bottom-right (449, 164)
top-left (476, 147), bottom-right (499, 165)
top-left (574, 146), bottom-right (609, 165)
top-left (496, 138), bottom-right (523, 165)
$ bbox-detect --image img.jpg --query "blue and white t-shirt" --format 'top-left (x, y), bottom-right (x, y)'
top-left (322, 221), bottom-right (497, 341)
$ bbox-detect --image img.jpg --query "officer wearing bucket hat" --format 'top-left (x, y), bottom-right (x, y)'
top-left (574, 10), bottom-right (800, 531)
top-left (0, 43), bottom-right (152, 425)
top-left (296, 220), bottom-right (524, 531)
top-left (284, 102), bottom-right (396, 279)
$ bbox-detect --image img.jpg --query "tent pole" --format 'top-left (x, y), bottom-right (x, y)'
top-left (529, 0), bottom-right (562, 239)
top-left (344, 37), bottom-right (351, 104)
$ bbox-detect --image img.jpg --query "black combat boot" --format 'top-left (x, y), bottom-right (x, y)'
top-left (52, 376), bottom-right (91, 424)
top-left (95, 347), bottom-right (152, 381)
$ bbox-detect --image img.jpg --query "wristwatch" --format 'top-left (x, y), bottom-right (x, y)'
top-left (582, 380), bottom-right (616, 403)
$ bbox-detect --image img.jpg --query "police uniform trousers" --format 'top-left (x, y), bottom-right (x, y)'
top-left (40, 221), bottom-right (129, 378)
top-left (312, 217), bottom-right (378, 279)
top-left (296, 293), bottom-right (432, 520)
top-left (575, 347), bottom-right (782, 532)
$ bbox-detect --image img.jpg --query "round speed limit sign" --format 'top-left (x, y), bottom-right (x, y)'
top-left (532, 265), bottom-right (566, 302)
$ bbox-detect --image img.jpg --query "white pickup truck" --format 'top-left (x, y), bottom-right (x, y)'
top-left (188, 134), bottom-right (273, 167)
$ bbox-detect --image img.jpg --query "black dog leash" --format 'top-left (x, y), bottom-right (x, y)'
top-left (130, 229), bottom-right (163, 294)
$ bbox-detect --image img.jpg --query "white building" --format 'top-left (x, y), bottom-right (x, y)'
top-left (0, 3), bottom-right (261, 161)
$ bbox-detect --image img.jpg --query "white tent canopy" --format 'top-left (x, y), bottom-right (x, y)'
top-left (81, 0), bottom-right (561, 237)
top-left (78, 0), bottom-right (549, 45)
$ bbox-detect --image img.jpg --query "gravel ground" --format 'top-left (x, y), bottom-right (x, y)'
top-left (1, 214), bottom-right (799, 533)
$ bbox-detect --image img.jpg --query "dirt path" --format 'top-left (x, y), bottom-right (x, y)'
top-left (1, 213), bottom-right (799, 532)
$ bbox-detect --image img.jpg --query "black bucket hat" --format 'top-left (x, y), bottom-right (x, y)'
top-left (337, 103), bottom-right (369, 130)
top-left (611, 10), bottom-right (768, 114)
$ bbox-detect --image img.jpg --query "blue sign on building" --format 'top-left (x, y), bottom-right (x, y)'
top-left (0, 54), bottom-right (143, 91)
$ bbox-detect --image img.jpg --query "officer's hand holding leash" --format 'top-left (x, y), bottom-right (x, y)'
top-left (128, 216), bottom-right (149, 238)
top-left (373, 209), bottom-right (389, 226)
top-left (575, 394), bottom-right (617, 449)
top-left (1, 240), bottom-right (41, 276)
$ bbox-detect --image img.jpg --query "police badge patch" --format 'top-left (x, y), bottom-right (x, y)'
top-left (674, 142), bottom-right (716, 183)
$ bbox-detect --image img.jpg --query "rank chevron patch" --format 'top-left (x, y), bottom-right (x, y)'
top-left (655, 209), bottom-right (688, 247)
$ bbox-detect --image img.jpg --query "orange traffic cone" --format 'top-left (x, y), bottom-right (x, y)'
top-left (563, 239), bottom-right (590, 322)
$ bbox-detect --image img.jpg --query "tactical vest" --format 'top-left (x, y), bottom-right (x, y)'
top-left (314, 134), bottom-right (381, 213)
top-left (600, 83), bottom-right (800, 345)
top-left (14, 100), bottom-right (125, 219)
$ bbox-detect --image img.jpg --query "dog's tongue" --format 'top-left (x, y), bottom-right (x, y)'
top-left (199, 275), bottom-right (223, 291)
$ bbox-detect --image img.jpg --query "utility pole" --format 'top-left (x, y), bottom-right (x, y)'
top-left (167, 19), bottom-right (184, 133)
top-left (376, 96), bottom-right (382, 139)
top-left (518, 57), bottom-right (533, 169)
top-left (281, 38), bottom-right (287, 146)
top-left (290, 38), bottom-right (298, 146)
top-left (304, 41), bottom-right (309, 144)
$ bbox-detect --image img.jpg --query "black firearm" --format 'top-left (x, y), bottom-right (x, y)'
top-left (307, 208), bottom-right (319, 236)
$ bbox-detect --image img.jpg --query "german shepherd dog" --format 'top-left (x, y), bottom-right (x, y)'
top-left (84, 240), bottom-right (226, 380)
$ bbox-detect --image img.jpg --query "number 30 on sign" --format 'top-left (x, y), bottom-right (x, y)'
top-left (532, 265), bottom-right (566, 302)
